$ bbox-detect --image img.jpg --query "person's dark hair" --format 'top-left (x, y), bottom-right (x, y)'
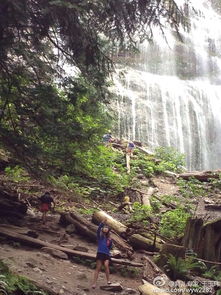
top-left (44, 192), bottom-right (50, 196)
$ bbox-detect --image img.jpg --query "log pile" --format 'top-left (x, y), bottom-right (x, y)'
top-left (93, 210), bottom-right (163, 251)
top-left (60, 211), bottom-right (134, 256)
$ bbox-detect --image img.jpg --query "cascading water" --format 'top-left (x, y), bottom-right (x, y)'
top-left (112, 1), bottom-right (221, 171)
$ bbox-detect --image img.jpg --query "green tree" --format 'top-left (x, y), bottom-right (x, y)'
top-left (0, 0), bottom-right (189, 174)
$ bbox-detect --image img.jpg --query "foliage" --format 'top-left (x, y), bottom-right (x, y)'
top-left (164, 254), bottom-right (206, 281)
top-left (130, 152), bottom-right (159, 177)
top-left (209, 174), bottom-right (221, 190)
top-left (78, 207), bottom-right (97, 215)
top-left (0, 0), bottom-right (188, 177)
top-left (155, 146), bottom-right (186, 173)
top-left (4, 165), bottom-right (30, 183)
top-left (177, 177), bottom-right (207, 198)
top-left (0, 261), bottom-right (47, 295)
top-left (130, 202), bottom-right (152, 224)
top-left (203, 266), bottom-right (221, 281)
top-left (159, 208), bottom-right (191, 239)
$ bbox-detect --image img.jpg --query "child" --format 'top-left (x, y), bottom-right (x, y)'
top-left (92, 219), bottom-right (112, 289)
top-left (39, 192), bottom-right (55, 224)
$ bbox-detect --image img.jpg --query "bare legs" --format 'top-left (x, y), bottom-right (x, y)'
top-left (41, 211), bottom-right (48, 224)
top-left (92, 259), bottom-right (110, 288)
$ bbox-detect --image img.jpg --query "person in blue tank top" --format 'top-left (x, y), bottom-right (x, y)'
top-left (92, 218), bottom-right (112, 289)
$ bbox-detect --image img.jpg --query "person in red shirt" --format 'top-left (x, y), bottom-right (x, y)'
top-left (39, 192), bottom-right (55, 224)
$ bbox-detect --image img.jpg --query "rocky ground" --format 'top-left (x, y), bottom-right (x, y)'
top-left (0, 213), bottom-right (143, 295)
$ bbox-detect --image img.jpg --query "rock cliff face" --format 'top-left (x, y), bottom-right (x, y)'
top-left (112, 1), bottom-right (221, 171)
top-left (182, 218), bottom-right (221, 262)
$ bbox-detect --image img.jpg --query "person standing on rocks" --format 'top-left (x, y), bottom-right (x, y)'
top-left (39, 192), bottom-right (55, 224)
top-left (92, 218), bottom-right (112, 288)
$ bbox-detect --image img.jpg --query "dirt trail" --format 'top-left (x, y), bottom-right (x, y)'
top-left (0, 213), bottom-right (143, 295)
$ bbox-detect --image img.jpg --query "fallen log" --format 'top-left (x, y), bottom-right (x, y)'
top-left (61, 212), bottom-right (133, 255)
top-left (0, 227), bottom-right (143, 267)
top-left (93, 211), bottom-right (162, 252)
top-left (142, 187), bottom-right (158, 206)
top-left (138, 281), bottom-right (170, 295)
top-left (143, 256), bottom-right (162, 273)
top-left (128, 234), bottom-right (161, 251)
top-left (92, 210), bottom-right (127, 235)
top-left (178, 170), bottom-right (221, 182)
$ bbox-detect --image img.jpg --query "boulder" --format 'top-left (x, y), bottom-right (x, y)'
top-left (100, 283), bottom-right (123, 292)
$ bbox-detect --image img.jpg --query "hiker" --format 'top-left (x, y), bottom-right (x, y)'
top-left (126, 141), bottom-right (135, 156)
top-left (92, 218), bottom-right (112, 289)
top-left (39, 192), bottom-right (55, 224)
top-left (102, 132), bottom-right (112, 146)
top-left (118, 195), bottom-right (133, 213)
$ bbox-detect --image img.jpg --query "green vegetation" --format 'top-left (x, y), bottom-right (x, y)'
top-left (155, 146), bottom-right (185, 173)
top-left (4, 165), bottom-right (30, 183)
top-left (159, 209), bottom-right (191, 239)
top-left (164, 254), bottom-right (206, 281)
top-left (177, 177), bottom-right (207, 199)
top-left (0, 261), bottom-right (47, 295)
top-left (0, 0), bottom-right (186, 179)
top-left (130, 202), bottom-right (152, 224)
top-left (203, 266), bottom-right (221, 281)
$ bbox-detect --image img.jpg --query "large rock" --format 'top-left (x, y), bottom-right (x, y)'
top-left (100, 283), bottom-right (123, 292)
top-left (41, 247), bottom-right (68, 260)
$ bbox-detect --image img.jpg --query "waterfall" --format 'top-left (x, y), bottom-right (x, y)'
top-left (112, 1), bottom-right (221, 171)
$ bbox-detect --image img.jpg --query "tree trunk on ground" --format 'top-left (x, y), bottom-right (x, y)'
top-left (93, 211), bottom-right (161, 252)
top-left (138, 281), bottom-right (170, 295)
top-left (92, 210), bottom-right (127, 235)
top-left (178, 170), bottom-right (221, 181)
top-left (182, 217), bottom-right (221, 262)
top-left (60, 212), bottom-right (133, 256)
top-left (128, 234), bottom-right (161, 251)
top-left (0, 226), bottom-right (143, 267)
top-left (142, 187), bottom-right (158, 206)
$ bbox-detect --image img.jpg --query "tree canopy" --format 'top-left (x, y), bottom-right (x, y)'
top-left (0, 0), bottom-right (189, 176)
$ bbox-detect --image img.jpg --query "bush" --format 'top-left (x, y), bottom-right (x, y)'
top-left (155, 146), bottom-right (185, 173)
top-left (164, 254), bottom-right (206, 281)
top-left (130, 202), bottom-right (152, 224)
top-left (177, 178), bottom-right (206, 199)
top-left (4, 165), bottom-right (30, 183)
top-left (159, 208), bottom-right (190, 239)
top-left (0, 261), bottom-right (47, 295)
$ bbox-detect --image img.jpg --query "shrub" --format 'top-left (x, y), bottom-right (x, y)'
top-left (130, 202), bottom-right (152, 224)
top-left (4, 165), bottom-right (30, 183)
top-left (159, 208), bottom-right (190, 239)
top-left (155, 146), bottom-right (185, 173)
top-left (177, 178), bottom-right (207, 199)
top-left (164, 254), bottom-right (206, 281)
